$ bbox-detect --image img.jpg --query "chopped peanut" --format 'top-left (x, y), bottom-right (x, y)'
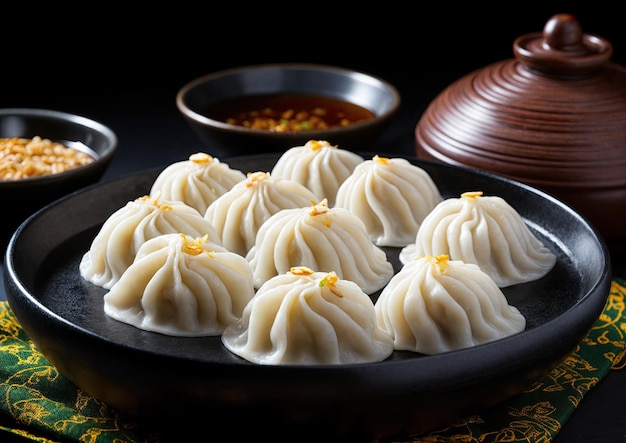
top-left (0, 136), bottom-right (94, 180)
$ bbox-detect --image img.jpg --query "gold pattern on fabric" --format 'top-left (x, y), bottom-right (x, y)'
top-left (394, 278), bottom-right (626, 443)
top-left (0, 278), bottom-right (624, 443)
top-left (0, 303), bottom-right (161, 443)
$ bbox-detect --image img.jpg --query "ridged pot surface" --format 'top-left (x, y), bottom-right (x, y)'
top-left (416, 13), bottom-right (626, 250)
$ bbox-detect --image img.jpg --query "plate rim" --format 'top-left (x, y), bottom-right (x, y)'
top-left (3, 152), bottom-right (613, 438)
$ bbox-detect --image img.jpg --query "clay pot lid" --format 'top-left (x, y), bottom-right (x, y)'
top-left (415, 13), bottom-right (626, 247)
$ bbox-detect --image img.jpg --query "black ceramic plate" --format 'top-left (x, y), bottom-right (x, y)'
top-left (4, 153), bottom-right (612, 441)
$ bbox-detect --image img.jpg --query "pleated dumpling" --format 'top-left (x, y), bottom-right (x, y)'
top-left (246, 199), bottom-right (394, 294)
top-left (204, 171), bottom-right (318, 256)
top-left (335, 155), bottom-right (443, 246)
top-left (150, 152), bottom-right (246, 214)
top-left (104, 233), bottom-right (255, 336)
top-left (221, 266), bottom-right (394, 365)
top-left (79, 194), bottom-right (221, 289)
top-left (400, 191), bottom-right (557, 287)
top-left (375, 255), bottom-right (526, 355)
top-left (270, 139), bottom-right (364, 206)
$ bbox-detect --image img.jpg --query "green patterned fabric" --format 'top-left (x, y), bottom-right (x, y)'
top-left (1, 279), bottom-right (625, 443)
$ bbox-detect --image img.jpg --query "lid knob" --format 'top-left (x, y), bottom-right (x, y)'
top-left (513, 13), bottom-right (612, 76)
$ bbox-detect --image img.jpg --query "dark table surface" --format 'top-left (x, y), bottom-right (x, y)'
top-left (3, 5), bottom-right (626, 441)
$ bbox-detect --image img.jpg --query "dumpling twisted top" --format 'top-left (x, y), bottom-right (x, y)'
top-left (221, 266), bottom-right (394, 365)
top-left (104, 233), bottom-right (254, 336)
top-left (335, 155), bottom-right (443, 246)
top-left (79, 194), bottom-right (221, 289)
top-left (400, 191), bottom-right (556, 287)
top-left (246, 199), bottom-right (394, 294)
top-left (270, 140), bottom-right (364, 206)
top-left (150, 152), bottom-right (246, 214)
top-left (375, 254), bottom-right (526, 355)
top-left (204, 171), bottom-right (318, 256)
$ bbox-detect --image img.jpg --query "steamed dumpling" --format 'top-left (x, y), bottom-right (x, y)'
top-left (204, 171), bottom-right (318, 256)
top-left (221, 266), bottom-right (394, 365)
top-left (270, 139), bottom-right (364, 206)
top-left (79, 194), bottom-right (221, 289)
top-left (104, 233), bottom-right (254, 336)
top-left (335, 155), bottom-right (443, 246)
top-left (150, 152), bottom-right (246, 214)
top-left (400, 191), bottom-right (556, 287)
top-left (375, 254), bottom-right (526, 354)
top-left (246, 198), bottom-right (394, 293)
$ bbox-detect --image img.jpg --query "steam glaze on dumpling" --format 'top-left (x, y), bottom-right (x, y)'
top-left (246, 198), bottom-right (394, 294)
top-left (400, 191), bottom-right (557, 288)
top-left (270, 139), bottom-right (364, 206)
top-left (204, 171), bottom-right (318, 256)
top-left (104, 233), bottom-right (254, 336)
top-left (149, 152), bottom-right (246, 214)
top-left (79, 194), bottom-right (221, 289)
top-left (221, 266), bottom-right (394, 365)
top-left (335, 155), bottom-right (443, 247)
top-left (375, 255), bottom-right (526, 355)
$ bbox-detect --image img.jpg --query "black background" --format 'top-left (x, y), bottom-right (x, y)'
top-left (4, 4), bottom-right (626, 143)
top-left (5, 4), bottom-right (625, 177)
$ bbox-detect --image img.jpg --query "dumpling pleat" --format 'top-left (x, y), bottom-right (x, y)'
top-left (402, 193), bottom-right (556, 287)
top-left (375, 256), bottom-right (526, 355)
top-left (205, 172), bottom-right (317, 256)
top-left (150, 153), bottom-right (246, 214)
top-left (222, 269), bottom-right (393, 365)
top-left (247, 203), bottom-right (393, 293)
top-left (270, 141), bottom-right (364, 206)
top-left (336, 157), bottom-right (442, 247)
top-left (103, 233), bottom-right (254, 336)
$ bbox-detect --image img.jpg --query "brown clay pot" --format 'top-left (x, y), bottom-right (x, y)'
top-left (415, 13), bottom-right (626, 252)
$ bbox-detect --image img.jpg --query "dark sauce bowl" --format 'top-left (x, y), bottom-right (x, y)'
top-left (176, 63), bottom-right (401, 157)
